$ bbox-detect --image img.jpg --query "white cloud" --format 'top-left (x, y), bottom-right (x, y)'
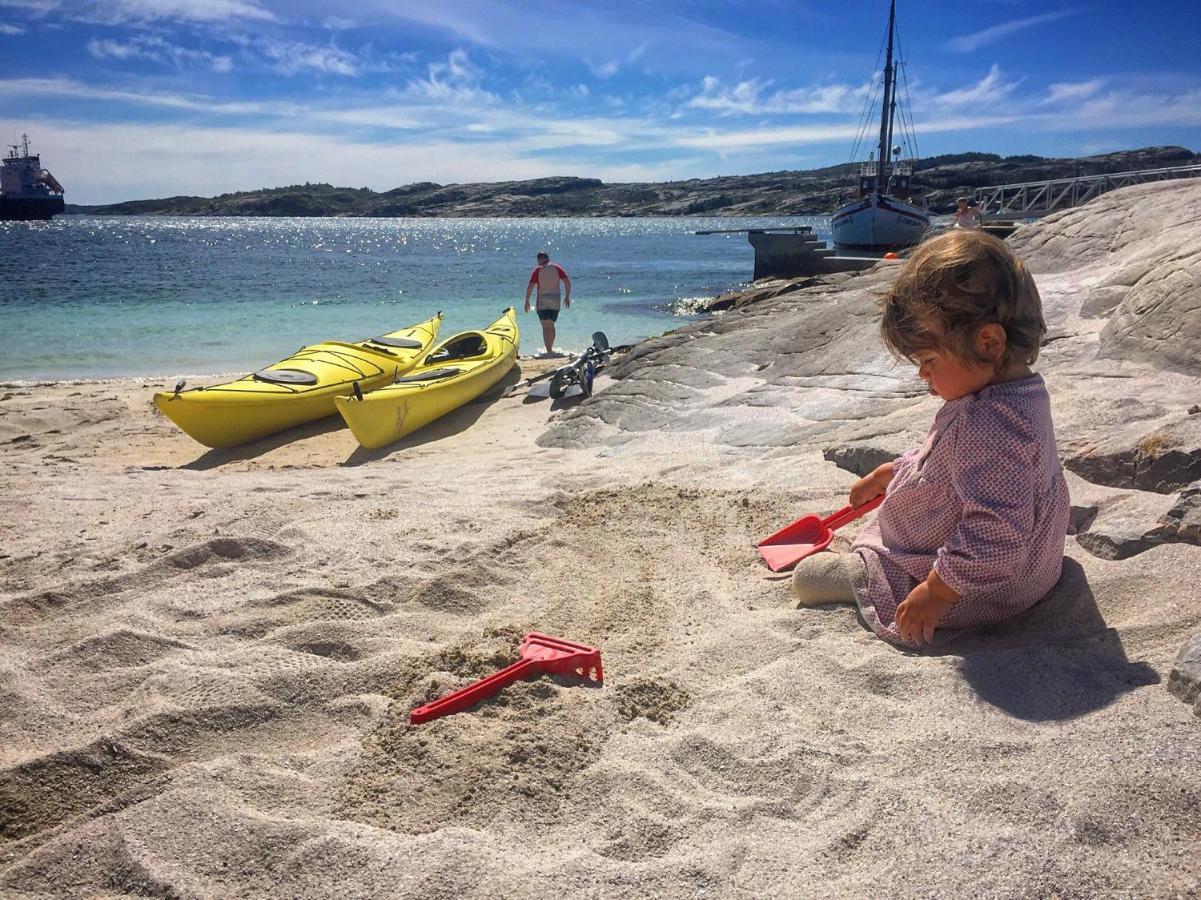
top-left (946, 8), bottom-right (1082, 53)
top-left (0, 76), bottom-right (260, 112)
top-left (0, 76), bottom-right (428, 127)
top-left (405, 49), bottom-right (495, 103)
top-left (0, 21), bottom-right (25, 33)
top-left (587, 59), bottom-right (620, 79)
top-left (688, 76), bottom-right (871, 116)
top-left (2, 116), bottom-right (699, 204)
top-left (87, 35), bottom-right (234, 72)
top-left (83, 0), bottom-right (276, 24)
top-left (0, 0), bottom-right (57, 11)
top-left (259, 38), bottom-right (360, 76)
top-left (585, 40), bottom-right (649, 80)
top-left (932, 65), bottom-right (1019, 107)
top-left (1043, 78), bottom-right (1104, 105)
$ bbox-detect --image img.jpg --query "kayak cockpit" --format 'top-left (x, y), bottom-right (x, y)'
top-left (426, 333), bottom-right (487, 363)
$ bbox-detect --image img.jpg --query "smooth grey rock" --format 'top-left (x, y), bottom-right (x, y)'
top-left (1008, 179), bottom-right (1201, 274)
top-left (1072, 492), bottom-right (1177, 560)
top-left (1167, 633), bottom-right (1201, 717)
top-left (1063, 470), bottom-right (1177, 559)
top-left (1100, 247), bottom-right (1201, 372)
top-left (823, 444), bottom-right (903, 478)
top-left (544, 179), bottom-right (1201, 517)
top-left (1009, 179), bottom-right (1201, 372)
top-left (1063, 415), bottom-right (1201, 494)
top-left (1078, 285), bottom-right (1127, 319)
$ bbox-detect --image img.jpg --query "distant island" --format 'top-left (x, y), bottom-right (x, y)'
top-left (65, 146), bottom-right (1199, 218)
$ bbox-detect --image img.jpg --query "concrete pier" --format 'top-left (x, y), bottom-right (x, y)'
top-left (747, 230), bottom-right (887, 279)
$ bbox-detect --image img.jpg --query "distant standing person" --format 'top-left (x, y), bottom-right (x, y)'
top-left (952, 197), bottom-right (982, 229)
top-left (524, 251), bottom-right (571, 356)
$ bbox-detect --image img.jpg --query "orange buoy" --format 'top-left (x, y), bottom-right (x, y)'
top-left (882, 251), bottom-right (899, 260)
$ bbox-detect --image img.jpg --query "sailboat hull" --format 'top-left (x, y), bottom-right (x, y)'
top-left (831, 194), bottom-right (930, 250)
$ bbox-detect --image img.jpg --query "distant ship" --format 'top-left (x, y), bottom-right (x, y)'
top-left (830, 1), bottom-right (929, 251)
top-left (0, 134), bottom-right (65, 221)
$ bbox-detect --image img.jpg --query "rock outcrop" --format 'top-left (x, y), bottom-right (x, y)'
top-left (1169, 634), bottom-right (1201, 717)
top-left (66, 147), bottom-right (1199, 218)
top-left (1008, 179), bottom-right (1201, 373)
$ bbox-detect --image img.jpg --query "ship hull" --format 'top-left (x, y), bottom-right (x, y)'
top-left (0, 196), bottom-right (65, 221)
top-left (831, 194), bottom-right (929, 251)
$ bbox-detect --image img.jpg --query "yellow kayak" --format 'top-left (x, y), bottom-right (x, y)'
top-left (154, 313), bottom-right (443, 448)
top-left (335, 308), bottom-right (518, 449)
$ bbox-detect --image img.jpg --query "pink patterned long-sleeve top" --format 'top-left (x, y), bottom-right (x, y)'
top-left (850, 373), bottom-right (1070, 647)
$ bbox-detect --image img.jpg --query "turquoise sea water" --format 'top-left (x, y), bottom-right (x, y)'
top-left (0, 215), bottom-right (830, 381)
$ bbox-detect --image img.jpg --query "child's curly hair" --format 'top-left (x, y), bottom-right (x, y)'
top-left (880, 230), bottom-right (1046, 369)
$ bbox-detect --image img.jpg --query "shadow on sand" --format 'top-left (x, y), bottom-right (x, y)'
top-left (933, 558), bottom-right (1159, 722)
top-left (340, 366), bottom-right (523, 466)
top-left (180, 415), bottom-right (349, 470)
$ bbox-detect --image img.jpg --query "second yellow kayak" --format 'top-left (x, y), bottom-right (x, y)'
top-left (335, 308), bottom-right (518, 449)
top-left (154, 313), bottom-right (443, 448)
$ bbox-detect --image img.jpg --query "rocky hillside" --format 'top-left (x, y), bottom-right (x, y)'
top-left (66, 146), bottom-right (1199, 218)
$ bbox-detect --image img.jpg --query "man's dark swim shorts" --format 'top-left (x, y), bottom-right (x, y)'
top-left (537, 309), bottom-right (559, 322)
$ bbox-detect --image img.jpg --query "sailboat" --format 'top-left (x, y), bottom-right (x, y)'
top-left (830, 1), bottom-right (929, 251)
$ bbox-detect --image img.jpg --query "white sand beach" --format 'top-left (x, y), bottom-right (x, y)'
top-left (2, 181), bottom-right (1200, 897)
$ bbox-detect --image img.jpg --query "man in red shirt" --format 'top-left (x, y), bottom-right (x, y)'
top-left (523, 251), bottom-right (571, 355)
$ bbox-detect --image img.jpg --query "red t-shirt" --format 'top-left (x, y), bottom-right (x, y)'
top-left (528, 263), bottom-right (569, 309)
top-left (528, 263), bottom-right (568, 287)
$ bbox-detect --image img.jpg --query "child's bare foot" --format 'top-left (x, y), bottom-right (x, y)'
top-left (791, 552), bottom-right (857, 608)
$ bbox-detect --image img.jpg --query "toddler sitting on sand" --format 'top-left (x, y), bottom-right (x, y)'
top-left (793, 230), bottom-right (1070, 647)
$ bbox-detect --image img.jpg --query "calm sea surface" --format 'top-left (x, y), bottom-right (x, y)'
top-left (0, 215), bottom-right (831, 381)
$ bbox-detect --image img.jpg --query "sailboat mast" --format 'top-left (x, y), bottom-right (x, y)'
top-left (876, 0), bottom-right (896, 191)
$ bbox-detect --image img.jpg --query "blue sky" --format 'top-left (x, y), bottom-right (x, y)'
top-left (1, 0), bottom-right (1198, 204)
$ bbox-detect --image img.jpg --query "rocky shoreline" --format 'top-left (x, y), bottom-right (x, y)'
top-left (65, 146), bottom-right (1198, 218)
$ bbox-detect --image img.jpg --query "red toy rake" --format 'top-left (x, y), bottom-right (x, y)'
top-left (409, 633), bottom-right (603, 725)
top-left (757, 495), bottom-right (884, 573)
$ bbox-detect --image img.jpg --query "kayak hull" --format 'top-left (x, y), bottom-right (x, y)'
top-left (154, 314), bottom-right (443, 448)
top-left (335, 308), bottom-right (518, 449)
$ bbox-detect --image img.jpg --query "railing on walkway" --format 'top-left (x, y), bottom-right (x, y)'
top-left (973, 163), bottom-right (1201, 218)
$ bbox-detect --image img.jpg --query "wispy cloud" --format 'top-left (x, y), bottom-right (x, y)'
top-left (0, 0), bottom-right (58, 11)
top-left (0, 76), bottom-right (425, 126)
top-left (688, 76), bottom-right (871, 116)
top-left (1, 115), bottom-right (697, 204)
top-left (405, 49), bottom-right (496, 103)
top-left (673, 112), bottom-right (1030, 152)
top-left (0, 21), bottom-right (25, 33)
top-left (946, 8), bottom-right (1081, 53)
top-left (585, 41), bottom-right (648, 80)
top-left (0, 76), bottom-right (250, 112)
top-left (87, 35), bottom-right (234, 72)
top-left (932, 65), bottom-right (1020, 107)
top-left (81, 0), bottom-right (276, 24)
top-left (1043, 78), bottom-right (1104, 105)
top-left (258, 38), bottom-right (360, 76)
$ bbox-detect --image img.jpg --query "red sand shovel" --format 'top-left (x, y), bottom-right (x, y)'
top-left (409, 633), bottom-right (603, 725)
top-left (757, 494), bottom-right (885, 573)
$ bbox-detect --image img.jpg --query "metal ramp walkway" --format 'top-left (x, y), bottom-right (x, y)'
top-left (974, 163), bottom-right (1201, 218)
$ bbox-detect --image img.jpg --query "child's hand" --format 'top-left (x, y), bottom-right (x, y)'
top-left (895, 570), bottom-right (959, 645)
top-left (850, 462), bottom-right (894, 508)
